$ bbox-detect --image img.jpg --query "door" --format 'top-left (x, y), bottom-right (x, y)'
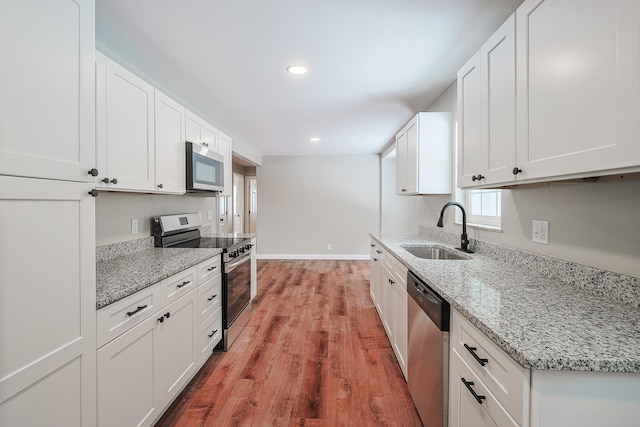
top-left (516, 0), bottom-right (640, 180)
top-left (218, 196), bottom-right (230, 234)
top-left (0, 176), bottom-right (96, 426)
top-left (246, 177), bottom-right (257, 233)
top-left (0, 0), bottom-right (95, 182)
top-left (233, 173), bottom-right (244, 234)
top-left (154, 90), bottom-right (185, 194)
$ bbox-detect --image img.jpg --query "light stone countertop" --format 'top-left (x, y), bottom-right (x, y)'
top-left (96, 247), bottom-right (222, 309)
top-left (373, 234), bottom-right (640, 373)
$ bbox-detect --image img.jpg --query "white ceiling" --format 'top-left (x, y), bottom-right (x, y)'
top-left (96, 0), bottom-right (522, 162)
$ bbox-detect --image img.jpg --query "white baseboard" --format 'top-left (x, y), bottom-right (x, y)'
top-left (257, 254), bottom-right (370, 261)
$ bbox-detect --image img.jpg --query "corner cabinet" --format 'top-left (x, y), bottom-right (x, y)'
top-left (458, 0), bottom-right (640, 189)
top-left (0, 177), bottom-right (97, 426)
top-left (0, 0), bottom-right (96, 183)
top-left (218, 131), bottom-right (233, 197)
top-left (396, 112), bottom-right (452, 195)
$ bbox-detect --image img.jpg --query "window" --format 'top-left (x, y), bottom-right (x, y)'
top-left (455, 188), bottom-right (502, 229)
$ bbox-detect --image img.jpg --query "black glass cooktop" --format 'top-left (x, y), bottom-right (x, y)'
top-left (171, 237), bottom-right (247, 250)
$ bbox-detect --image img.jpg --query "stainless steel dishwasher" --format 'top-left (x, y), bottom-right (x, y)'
top-left (407, 271), bottom-right (450, 427)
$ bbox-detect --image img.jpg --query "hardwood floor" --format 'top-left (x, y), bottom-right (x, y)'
top-left (155, 260), bottom-right (422, 427)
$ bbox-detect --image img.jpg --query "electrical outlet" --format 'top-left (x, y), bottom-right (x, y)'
top-left (327, 244), bottom-right (332, 251)
top-left (131, 219), bottom-right (139, 235)
top-left (207, 210), bottom-right (213, 220)
top-left (532, 220), bottom-right (548, 244)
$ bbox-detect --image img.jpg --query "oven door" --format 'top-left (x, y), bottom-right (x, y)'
top-left (186, 142), bottom-right (224, 192)
top-left (224, 252), bottom-right (251, 327)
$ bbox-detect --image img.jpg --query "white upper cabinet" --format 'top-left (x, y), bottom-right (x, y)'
top-left (155, 90), bottom-right (186, 194)
top-left (186, 111), bottom-right (218, 151)
top-left (515, 0), bottom-right (640, 181)
top-left (458, 14), bottom-right (517, 188)
top-left (396, 112), bottom-right (452, 195)
top-left (96, 52), bottom-right (155, 192)
top-left (0, 0), bottom-right (95, 182)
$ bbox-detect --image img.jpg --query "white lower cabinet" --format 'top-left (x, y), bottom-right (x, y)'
top-left (369, 239), bottom-right (408, 381)
top-left (97, 256), bottom-right (222, 426)
top-left (449, 308), bottom-right (640, 427)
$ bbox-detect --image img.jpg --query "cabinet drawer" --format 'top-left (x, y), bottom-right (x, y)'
top-left (198, 307), bottom-right (222, 366)
top-left (197, 275), bottom-right (222, 325)
top-left (197, 256), bottom-right (221, 285)
top-left (97, 283), bottom-right (161, 348)
top-left (450, 348), bottom-right (519, 427)
top-left (451, 310), bottom-right (528, 424)
top-left (391, 257), bottom-right (407, 291)
top-left (160, 266), bottom-right (197, 306)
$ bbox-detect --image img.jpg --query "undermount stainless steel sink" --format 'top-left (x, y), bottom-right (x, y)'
top-left (402, 245), bottom-right (470, 260)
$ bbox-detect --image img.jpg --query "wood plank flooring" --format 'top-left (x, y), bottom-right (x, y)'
top-left (155, 260), bottom-right (422, 427)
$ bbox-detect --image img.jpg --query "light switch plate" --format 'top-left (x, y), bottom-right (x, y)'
top-left (532, 220), bottom-right (548, 244)
top-left (131, 219), bottom-right (139, 235)
top-left (207, 210), bottom-right (213, 220)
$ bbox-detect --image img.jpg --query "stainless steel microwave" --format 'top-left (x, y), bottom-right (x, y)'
top-left (186, 141), bottom-right (224, 193)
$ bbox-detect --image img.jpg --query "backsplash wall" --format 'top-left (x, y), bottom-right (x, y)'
top-left (95, 191), bottom-right (218, 246)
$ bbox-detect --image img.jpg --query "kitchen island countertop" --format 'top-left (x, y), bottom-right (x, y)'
top-left (373, 234), bottom-right (640, 373)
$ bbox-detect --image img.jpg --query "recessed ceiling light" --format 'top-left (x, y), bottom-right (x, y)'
top-left (287, 65), bottom-right (308, 75)
top-left (310, 137), bottom-right (320, 143)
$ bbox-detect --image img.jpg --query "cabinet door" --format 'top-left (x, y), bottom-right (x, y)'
top-left (186, 111), bottom-right (218, 151)
top-left (481, 14), bottom-right (516, 186)
top-left (97, 315), bottom-right (157, 427)
top-left (396, 128), bottom-right (409, 194)
top-left (218, 131), bottom-right (233, 196)
top-left (516, 0), bottom-right (640, 181)
top-left (0, 0), bottom-right (95, 182)
top-left (155, 90), bottom-right (185, 194)
top-left (380, 267), bottom-right (395, 341)
top-left (405, 118), bottom-right (419, 194)
top-left (155, 291), bottom-right (198, 411)
top-left (393, 283), bottom-right (408, 381)
top-left (0, 176), bottom-right (96, 426)
top-left (96, 52), bottom-right (155, 191)
top-left (457, 52), bottom-right (484, 188)
top-left (369, 245), bottom-right (379, 307)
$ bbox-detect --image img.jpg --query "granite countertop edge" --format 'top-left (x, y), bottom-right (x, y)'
top-left (371, 234), bottom-right (640, 373)
top-left (96, 247), bottom-right (223, 309)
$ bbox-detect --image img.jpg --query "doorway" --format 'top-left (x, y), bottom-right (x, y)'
top-left (245, 176), bottom-right (257, 233)
top-left (233, 173), bottom-right (244, 233)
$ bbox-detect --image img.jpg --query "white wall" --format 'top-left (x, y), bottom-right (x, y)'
top-left (381, 150), bottom-right (419, 234)
top-left (416, 82), bottom-right (640, 278)
top-left (96, 192), bottom-right (218, 245)
top-left (257, 155), bottom-right (379, 258)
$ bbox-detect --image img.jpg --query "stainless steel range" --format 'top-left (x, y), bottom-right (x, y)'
top-left (152, 213), bottom-right (253, 351)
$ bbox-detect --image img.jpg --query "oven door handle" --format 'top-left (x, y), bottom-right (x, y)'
top-left (226, 252), bottom-right (251, 272)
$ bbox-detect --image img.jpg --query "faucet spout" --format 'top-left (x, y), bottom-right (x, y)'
top-left (436, 201), bottom-right (473, 253)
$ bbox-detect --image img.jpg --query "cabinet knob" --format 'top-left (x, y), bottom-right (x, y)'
top-left (472, 174), bottom-right (485, 182)
top-left (157, 183), bottom-right (163, 189)
top-left (88, 189), bottom-right (99, 197)
top-left (401, 188), bottom-right (407, 192)
top-left (513, 167), bottom-right (522, 175)
top-left (157, 316), bottom-right (165, 323)
top-left (88, 168), bottom-right (99, 177)
top-left (111, 178), bottom-right (118, 184)
top-left (102, 178), bottom-right (118, 184)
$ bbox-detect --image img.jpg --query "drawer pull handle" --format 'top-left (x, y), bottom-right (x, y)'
top-left (461, 378), bottom-right (486, 405)
top-left (208, 329), bottom-right (218, 338)
top-left (207, 266), bottom-right (218, 272)
top-left (177, 281), bottom-right (190, 288)
top-left (376, 250), bottom-right (382, 254)
top-left (126, 305), bottom-right (147, 316)
top-left (464, 343), bottom-right (489, 366)
top-left (207, 294), bottom-right (218, 301)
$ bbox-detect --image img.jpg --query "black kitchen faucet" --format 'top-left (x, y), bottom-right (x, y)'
top-left (436, 201), bottom-right (474, 253)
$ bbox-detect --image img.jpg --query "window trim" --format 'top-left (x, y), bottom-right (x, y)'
top-left (454, 187), bottom-right (503, 231)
